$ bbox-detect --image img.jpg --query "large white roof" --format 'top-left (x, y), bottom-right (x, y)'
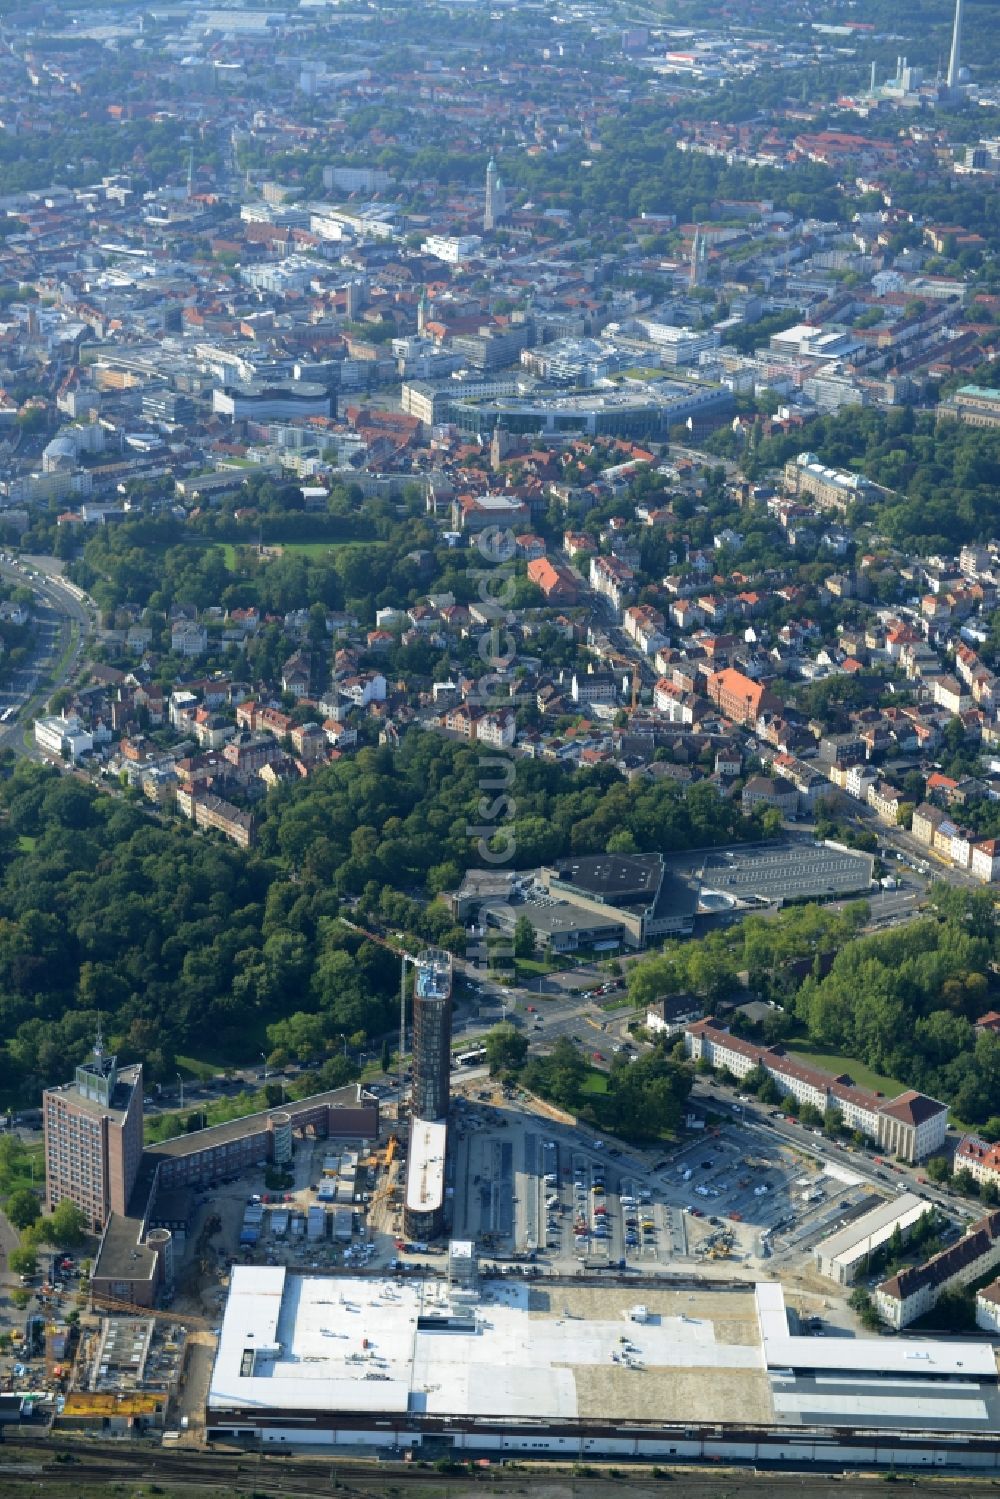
top-left (814, 1192), bottom-right (930, 1270)
top-left (209, 1268), bottom-right (761, 1420)
top-left (756, 1282), bottom-right (996, 1379)
top-left (405, 1119), bottom-right (446, 1214)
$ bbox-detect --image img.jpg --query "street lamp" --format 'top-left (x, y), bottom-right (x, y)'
top-left (177, 1073), bottom-right (184, 1110)
top-left (260, 1053), bottom-right (268, 1087)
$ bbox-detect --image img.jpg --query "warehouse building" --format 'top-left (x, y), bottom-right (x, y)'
top-left (755, 1281), bottom-right (998, 1429)
top-left (204, 1267), bottom-right (1000, 1453)
top-left (813, 1193), bottom-right (931, 1285)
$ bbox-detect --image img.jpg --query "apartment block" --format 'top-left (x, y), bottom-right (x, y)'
top-left (876, 1210), bottom-right (1000, 1329)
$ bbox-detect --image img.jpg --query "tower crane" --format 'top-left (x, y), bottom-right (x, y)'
top-left (340, 918), bottom-right (416, 1111)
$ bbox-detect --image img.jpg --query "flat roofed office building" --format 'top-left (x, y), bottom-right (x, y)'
top-left (813, 1193), bottom-right (930, 1285)
top-left (43, 1036), bottom-right (144, 1232)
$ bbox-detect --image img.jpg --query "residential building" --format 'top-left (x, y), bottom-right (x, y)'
top-left (972, 839), bottom-right (1000, 883)
top-left (476, 710), bottom-right (516, 748)
top-left (589, 554), bottom-right (636, 615)
top-left (171, 621), bottom-right (208, 658)
top-left (281, 652), bottom-right (311, 699)
top-left (339, 672), bottom-right (386, 708)
top-left (223, 733), bottom-right (283, 775)
top-left (867, 780), bottom-right (904, 826)
top-left (571, 670), bottom-right (620, 706)
top-left (876, 1210), bottom-right (1000, 1329)
top-left (955, 1134), bottom-right (1000, 1191)
top-left (623, 603), bottom-right (667, 654)
top-left (934, 675), bottom-right (971, 716)
top-left (177, 789), bottom-right (254, 849)
top-left (653, 679), bottom-right (697, 724)
top-left (741, 775), bottom-right (797, 816)
top-left (911, 802), bottom-right (945, 847)
top-left (290, 722), bottom-right (327, 763)
top-left (526, 557), bottom-right (579, 603)
top-left (645, 993), bottom-right (704, 1038)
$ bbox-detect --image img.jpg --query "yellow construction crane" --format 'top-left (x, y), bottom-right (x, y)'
top-left (90, 1293), bottom-right (215, 1331)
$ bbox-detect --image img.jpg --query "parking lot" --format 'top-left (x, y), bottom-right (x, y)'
top-left (128, 1066), bottom-right (965, 1354)
top-left (648, 1123), bottom-right (872, 1271)
top-left (449, 1091), bottom-right (681, 1272)
top-left (438, 1075), bottom-right (939, 1286)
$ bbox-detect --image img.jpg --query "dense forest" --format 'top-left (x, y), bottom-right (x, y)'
top-left (0, 739), bottom-right (759, 1102)
top-left (0, 113), bottom-right (191, 197)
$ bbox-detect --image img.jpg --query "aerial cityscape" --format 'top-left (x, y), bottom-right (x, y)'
top-left (0, 0), bottom-right (1000, 1492)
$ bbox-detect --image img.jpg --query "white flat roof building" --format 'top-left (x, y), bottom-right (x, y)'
top-left (814, 1193), bottom-right (930, 1285)
top-left (209, 1267), bottom-right (762, 1428)
top-left (755, 1281), bottom-right (996, 1379)
top-left (207, 1270), bottom-right (1000, 1449)
top-left (405, 1118), bottom-right (446, 1218)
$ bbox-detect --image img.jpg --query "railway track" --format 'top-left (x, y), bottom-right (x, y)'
top-left (0, 1433), bottom-right (984, 1498)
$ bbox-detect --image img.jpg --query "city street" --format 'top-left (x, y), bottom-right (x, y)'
top-left (0, 556), bottom-right (92, 759)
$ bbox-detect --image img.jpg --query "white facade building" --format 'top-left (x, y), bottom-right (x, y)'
top-left (421, 235), bottom-right (483, 266)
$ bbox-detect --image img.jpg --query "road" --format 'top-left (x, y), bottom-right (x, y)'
top-left (0, 554), bottom-right (93, 757)
top-left (667, 442), bottom-right (738, 477)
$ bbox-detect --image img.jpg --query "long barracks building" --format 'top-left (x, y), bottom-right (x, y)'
top-left (684, 1020), bottom-right (947, 1163)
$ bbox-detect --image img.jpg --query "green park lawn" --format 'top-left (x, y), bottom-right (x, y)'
top-left (579, 1069), bottom-right (608, 1096)
top-left (220, 539), bottom-right (385, 569)
top-left (175, 1054), bottom-right (219, 1081)
top-left (782, 1043), bottom-right (905, 1100)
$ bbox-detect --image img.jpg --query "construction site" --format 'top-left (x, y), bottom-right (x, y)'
top-left (12, 929), bottom-right (1000, 1473)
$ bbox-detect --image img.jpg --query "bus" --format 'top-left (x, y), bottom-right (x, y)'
top-left (457, 1046), bottom-right (487, 1068)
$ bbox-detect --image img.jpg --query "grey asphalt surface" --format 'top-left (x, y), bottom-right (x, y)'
top-left (0, 556), bottom-right (92, 758)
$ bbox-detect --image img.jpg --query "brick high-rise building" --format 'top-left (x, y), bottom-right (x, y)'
top-left (43, 1032), bottom-right (144, 1232)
